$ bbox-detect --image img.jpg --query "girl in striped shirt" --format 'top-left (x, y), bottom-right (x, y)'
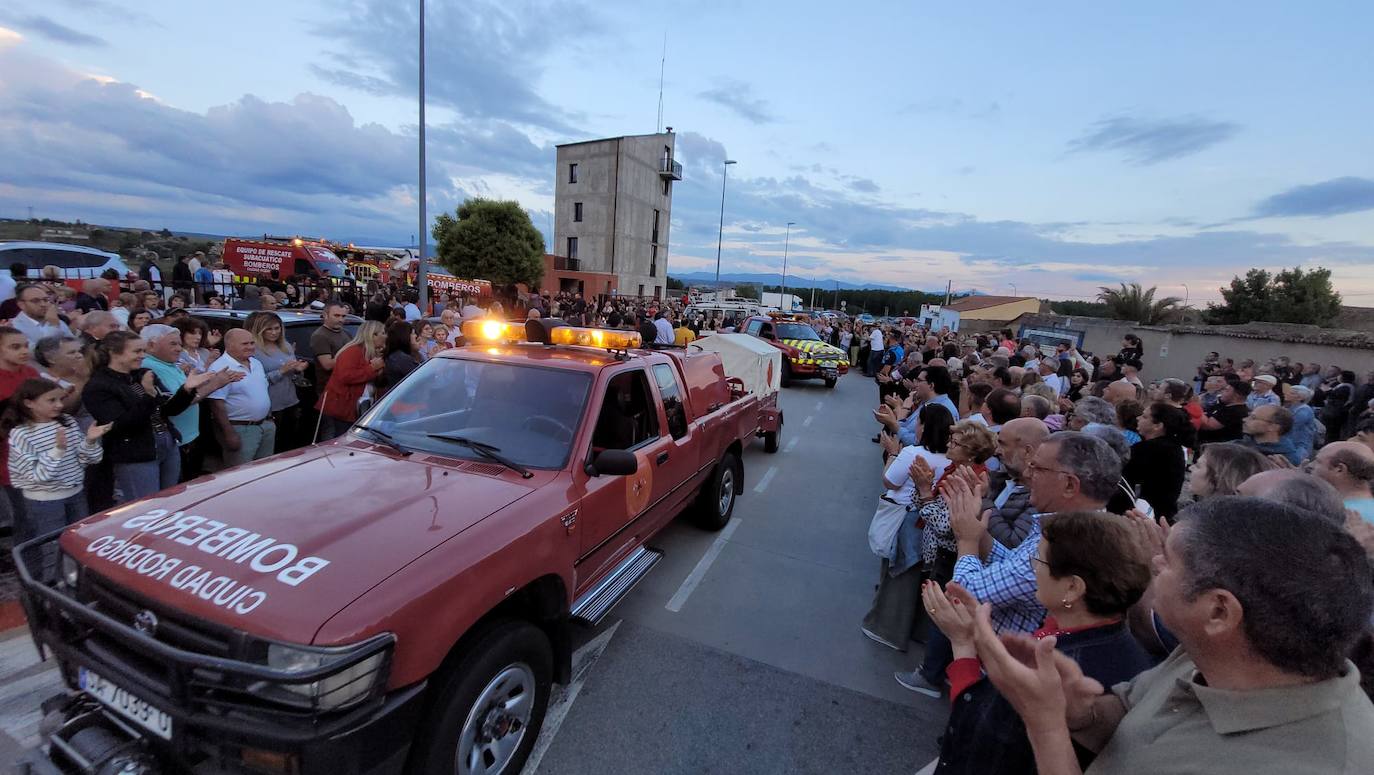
top-left (5, 379), bottom-right (112, 580)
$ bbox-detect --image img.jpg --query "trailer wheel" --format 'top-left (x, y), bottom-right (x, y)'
top-left (692, 451), bottom-right (740, 530)
top-left (763, 427), bottom-right (780, 453)
top-left (409, 620), bottom-right (552, 775)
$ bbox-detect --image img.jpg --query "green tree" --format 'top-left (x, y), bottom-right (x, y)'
top-left (666, 276), bottom-right (686, 291)
top-left (432, 198), bottom-right (545, 287)
top-left (1206, 266), bottom-right (1342, 326)
top-left (1046, 299), bottom-right (1110, 316)
top-left (1095, 283), bottom-right (1182, 325)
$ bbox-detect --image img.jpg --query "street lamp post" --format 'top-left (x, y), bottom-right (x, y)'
top-left (416, 0), bottom-right (429, 312)
top-left (780, 221), bottom-right (794, 311)
top-left (714, 159), bottom-right (737, 289)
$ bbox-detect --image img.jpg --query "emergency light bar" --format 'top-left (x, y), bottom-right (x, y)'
top-left (461, 319), bottom-right (525, 342)
top-left (548, 327), bottom-right (642, 349)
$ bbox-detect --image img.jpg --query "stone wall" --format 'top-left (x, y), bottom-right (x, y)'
top-left (1013, 314), bottom-right (1374, 381)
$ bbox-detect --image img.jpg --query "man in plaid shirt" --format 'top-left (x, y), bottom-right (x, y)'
top-left (895, 433), bottom-right (1122, 697)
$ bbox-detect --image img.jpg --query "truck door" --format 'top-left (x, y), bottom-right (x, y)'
top-left (649, 362), bottom-right (702, 514)
top-left (576, 368), bottom-right (671, 581)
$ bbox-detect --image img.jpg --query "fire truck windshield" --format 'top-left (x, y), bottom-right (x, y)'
top-left (774, 323), bottom-right (820, 341)
top-left (355, 358), bottom-right (591, 469)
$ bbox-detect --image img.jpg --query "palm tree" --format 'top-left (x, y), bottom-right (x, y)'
top-left (1095, 283), bottom-right (1183, 325)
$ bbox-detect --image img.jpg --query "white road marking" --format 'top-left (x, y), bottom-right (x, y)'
top-left (803, 415), bottom-right (814, 427)
top-left (665, 518), bottom-right (742, 613)
top-left (914, 758), bottom-right (939, 775)
top-left (752, 465), bottom-right (779, 493)
top-left (814, 400), bottom-right (823, 411)
top-left (784, 436), bottom-right (799, 453)
top-left (527, 622), bottom-right (621, 774)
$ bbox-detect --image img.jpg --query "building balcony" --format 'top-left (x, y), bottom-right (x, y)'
top-left (553, 256), bottom-right (581, 271)
top-left (659, 158), bottom-right (683, 181)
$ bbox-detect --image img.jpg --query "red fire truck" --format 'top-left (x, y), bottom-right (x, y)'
top-left (221, 237), bottom-right (350, 282)
top-left (16, 323), bottom-right (782, 775)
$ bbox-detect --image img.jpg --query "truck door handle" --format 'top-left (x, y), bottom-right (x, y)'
top-left (657, 452), bottom-right (670, 465)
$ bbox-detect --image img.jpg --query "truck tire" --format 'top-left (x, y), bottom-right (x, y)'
top-left (692, 451), bottom-right (740, 531)
top-left (409, 620), bottom-right (552, 775)
top-left (781, 362), bottom-right (793, 388)
top-left (824, 377), bottom-right (837, 389)
top-left (763, 427), bottom-right (779, 453)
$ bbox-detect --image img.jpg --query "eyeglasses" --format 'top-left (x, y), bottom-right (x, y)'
top-left (1031, 556), bottom-right (1051, 569)
top-left (1026, 461), bottom-right (1076, 478)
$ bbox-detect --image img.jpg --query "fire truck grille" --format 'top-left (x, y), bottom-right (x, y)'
top-left (85, 574), bottom-right (237, 659)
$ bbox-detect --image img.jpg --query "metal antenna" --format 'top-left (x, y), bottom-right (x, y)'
top-left (656, 30), bottom-right (667, 132)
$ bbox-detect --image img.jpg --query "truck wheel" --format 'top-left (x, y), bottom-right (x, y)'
top-left (824, 377), bottom-right (837, 389)
top-left (409, 620), bottom-right (552, 775)
top-left (692, 451), bottom-right (740, 531)
top-left (763, 428), bottom-right (779, 453)
top-left (780, 362), bottom-right (793, 388)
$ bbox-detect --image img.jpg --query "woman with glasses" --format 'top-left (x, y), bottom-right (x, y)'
top-left (920, 510), bottom-right (1153, 774)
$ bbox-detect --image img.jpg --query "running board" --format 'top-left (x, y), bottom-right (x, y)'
top-left (571, 547), bottom-right (663, 625)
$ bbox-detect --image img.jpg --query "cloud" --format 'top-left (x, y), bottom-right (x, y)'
top-left (0, 12), bottom-right (105, 46)
top-left (1253, 177), bottom-right (1374, 219)
top-left (848, 177), bottom-right (880, 193)
top-left (697, 78), bottom-right (777, 124)
top-left (310, 0), bottom-right (599, 131)
top-left (1068, 114), bottom-right (1239, 165)
top-left (52, 0), bottom-right (162, 27)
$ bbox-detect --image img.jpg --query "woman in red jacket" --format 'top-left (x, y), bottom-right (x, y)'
top-left (316, 320), bottom-right (385, 438)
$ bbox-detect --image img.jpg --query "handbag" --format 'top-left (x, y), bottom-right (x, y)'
top-left (867, 495), bottom-right (909, 560)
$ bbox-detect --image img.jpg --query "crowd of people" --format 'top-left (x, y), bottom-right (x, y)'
top-left (850, 320), bottom-right (1374, 772)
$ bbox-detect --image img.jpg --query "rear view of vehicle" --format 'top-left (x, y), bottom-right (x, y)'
top-left (222, 237), bottom-right (350, 283)
top-left (0, 241), bottom-right (132, 281)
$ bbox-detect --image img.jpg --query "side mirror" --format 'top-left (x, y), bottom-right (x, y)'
top-left (586, 449), bottom-right (638, 477)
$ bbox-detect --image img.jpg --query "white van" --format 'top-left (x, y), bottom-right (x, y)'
top-left (0, 241), bottom-right (133, 279)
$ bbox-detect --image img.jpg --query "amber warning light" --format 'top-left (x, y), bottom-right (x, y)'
top-left (461, 320), bottom-right (525, 342)
top-left (549, 327), bottom-right (642, 349)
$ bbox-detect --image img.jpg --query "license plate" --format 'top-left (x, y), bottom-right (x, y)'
top-left (78, 666), bottom-right (173, 740)
top-left (821, 367), bottom-right (838, 379)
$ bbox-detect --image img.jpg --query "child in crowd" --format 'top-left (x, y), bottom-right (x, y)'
top-left (5, 378), bottom-right (112, 579)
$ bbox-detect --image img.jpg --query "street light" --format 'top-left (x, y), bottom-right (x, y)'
top-left (779, 221), bottom-right (795, 311)
top-left (415, 0), bottom-right (429, 312)
top-left (714, 159), bottom-right (737, 289)
top-left (1009, 283), bottom-right (1018, 296)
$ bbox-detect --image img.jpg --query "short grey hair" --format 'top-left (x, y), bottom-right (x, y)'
top-left (33, 335), bottom-right (78, 368)
top-left (139, 323), bottom-right (179, 343)
top-left (1021, 394), bottom-right (1052, 419)
top-left (77, 310), bottom-right (118, 332)
top-left (1048, 431), bottom-right (1123, 503)
top-left (1073, 396), bottom-right (1117, 426)
top-left (1263, 475), bottom-right (1346, 524)
top-left (1082, 422), bottom-right (1132, 464)
top-left (1287, 385), bottom-right (1313, 404)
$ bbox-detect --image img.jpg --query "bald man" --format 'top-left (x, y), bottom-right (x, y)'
top-left (1104, 379), bottom-right (1138, 406)
top-left (207, 328), bottom-right (276, 467)
top-left (985, 417), bottom-right (1051, 549)
top-left (1310, 441), bottom-right (1374, 523)
top-left (1236, 468), bottom-right (1347, 524)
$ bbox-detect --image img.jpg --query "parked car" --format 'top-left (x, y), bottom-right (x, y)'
top-left (0, 240), bottom-right (132, 280)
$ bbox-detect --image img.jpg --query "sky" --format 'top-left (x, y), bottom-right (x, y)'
top-left (2, 0), bottom-right (1374, 303)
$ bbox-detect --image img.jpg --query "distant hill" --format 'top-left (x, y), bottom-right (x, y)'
top-left (670, 271), bottom-right (925, 293)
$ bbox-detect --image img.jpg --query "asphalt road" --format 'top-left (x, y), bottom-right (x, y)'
top-left (530, 371), bottom-right (945, 774)
top-left (0, 368), bottom-right (947, 773)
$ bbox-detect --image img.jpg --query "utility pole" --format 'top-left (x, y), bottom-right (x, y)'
top-left (714, 159), bottom-right (737, 288)
top-left (780, 221), bottom-right (794, 311)
top-left (810, 280), bottom-right (816, 311)
top-left (416, 0), bottom-right (429, 312)
top-left (944, 279), bottom-right (952, 306)
top-left (834, 280), bottom-right (839, 309)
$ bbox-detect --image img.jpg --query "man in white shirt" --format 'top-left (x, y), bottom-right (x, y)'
top-left (654, 310), bottom-right (675, 345)
top-left (867, 326), bottom-right (884, 376)
top-left (0, 268), bottom-right (15, 305)
top-left (403, 293), bottom-right (422, 321)
top-left (1039, 359), bottom-right (1066, 396)
top-left (11, 284), bottom-right (72, 345)
top-left (207, 329), bottom-right (275, 467)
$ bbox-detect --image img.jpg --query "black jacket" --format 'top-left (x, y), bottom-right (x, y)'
top-left (1124, 437), bottom-right (1186, 519)
top-left (82, 367), bottom-right (196, 464)
top-left (983, 471), bottom-right (1036, 548)
top-left (935, 622), bottom-right (1154, 775)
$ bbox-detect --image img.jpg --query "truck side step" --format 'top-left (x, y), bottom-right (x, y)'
top-left (571, 547), bottom-right (663, 625)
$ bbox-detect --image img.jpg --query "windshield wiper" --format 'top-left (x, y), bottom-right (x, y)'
top-left (426, 433), bottom-right (534, 479)
top-left (355, 424), bottom-right (411, 456)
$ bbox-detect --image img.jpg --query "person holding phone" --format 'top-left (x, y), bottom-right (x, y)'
top-left (247, 313), bottom-right (310, 451)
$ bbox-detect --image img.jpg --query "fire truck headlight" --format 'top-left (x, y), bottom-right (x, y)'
top-left (60, 553), bottom-right (80, 588)
top-left (264, 642), bottom-right (390, 711)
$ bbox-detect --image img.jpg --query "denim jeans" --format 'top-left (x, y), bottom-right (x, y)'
top-left (18, 492), bottom-right (86, 583)
top-left (223, 420), bottom-right (277, 467)
top-left (114, 431), bottom-right (181, 505)
top-left (918, 620), bottom-right (954, 685)
top-left (314, 415), bottom-right (352, 443)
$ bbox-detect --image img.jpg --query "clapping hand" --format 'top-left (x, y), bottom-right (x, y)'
top-left (85, 422), bottom-right (113, 443)
top-left (205, 329), bottom-right (223, 348)
top-left (883, 394), bottom-right (903, 411)
top-left (873, 405), bottom-right (899, 432)
top-left (1124, 509), bottom-right (1169, 570)
top-left (880, 432), bottom-right (902, 457)
top-left (909, 455), bottom-right (936, 498)
top-left (922, 581), bottom-right (979, 656)
top-left (972, 602), bottom-right (1105, 734)
top-left (139, 369), bottom-right (158, 395)
top-left (945, 475), bottom-right (991, 545)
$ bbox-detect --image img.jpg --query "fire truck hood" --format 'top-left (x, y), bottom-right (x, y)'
top-left (61, 445), bottom-right (538, 644)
